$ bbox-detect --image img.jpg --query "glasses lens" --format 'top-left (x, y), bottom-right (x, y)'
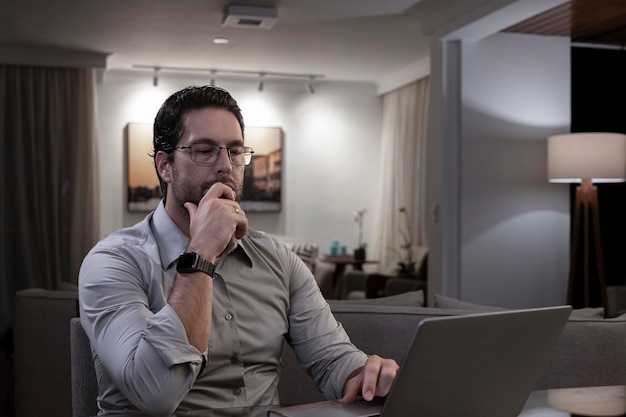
top-left (191, 144), bottom-right (220, 164)
top-left (228, 146), bottom-right (254, 166)
top-left (188, 144), bottom-right (253, 165)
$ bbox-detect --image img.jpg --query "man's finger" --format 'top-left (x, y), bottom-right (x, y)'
top-left (360, 358), bottom-right (381, 401)
top-left (204, 182), bottom-right (236, 201)
top-left (184, 202), bottom-right (198, 217)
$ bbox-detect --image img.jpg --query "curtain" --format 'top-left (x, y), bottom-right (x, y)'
top-left (375, 77), bottom-right (430, 272)
top-left (0, 65), bottom-right (100, 331)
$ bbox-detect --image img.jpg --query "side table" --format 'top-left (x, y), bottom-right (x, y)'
top-left (319, 256), bottom-right (379, 299)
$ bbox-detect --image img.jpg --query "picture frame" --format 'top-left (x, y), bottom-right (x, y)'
top-left (241, 126), bottom-right (283, 212)
top-left (125, 123), bottom-right (283, 213)
top-left (125, 123), bottom-right (160, 212)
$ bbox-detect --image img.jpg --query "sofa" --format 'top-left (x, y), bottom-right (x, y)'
top-left (278, 291), bottom-right (626, 405)
top-left (13, 287), bottom-right (626, 416)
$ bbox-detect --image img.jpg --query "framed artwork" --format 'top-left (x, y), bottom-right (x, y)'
top-left (126, 123), bottom-right (160, 212)
top-left (125, 123), bottom-right (283, 213)
top-left (241, 126), bottom-right (283, 212)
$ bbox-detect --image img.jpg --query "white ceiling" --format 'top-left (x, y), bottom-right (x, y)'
top-left (0, 0), bottom-right (431, 84)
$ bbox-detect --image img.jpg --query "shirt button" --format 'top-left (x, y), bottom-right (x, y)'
top-left (233, 387), bottom-right (241, 395)
top-left (225, 313), bottom-right (233, 320)
top-left (230, 356), bottom-right (239, 364)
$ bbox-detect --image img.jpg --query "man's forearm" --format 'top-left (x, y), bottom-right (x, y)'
top-left (168, 272), bottom-right (213, 350)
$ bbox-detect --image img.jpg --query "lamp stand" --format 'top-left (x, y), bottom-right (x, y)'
top-left (568, 178), bottom-right (607, 308)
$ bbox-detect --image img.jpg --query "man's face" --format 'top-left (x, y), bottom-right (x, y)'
top-left (168, 108), bottom-right (245, 207)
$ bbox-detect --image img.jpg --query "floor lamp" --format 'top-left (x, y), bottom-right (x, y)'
top-left (548, 133), bottom-right (626, 308)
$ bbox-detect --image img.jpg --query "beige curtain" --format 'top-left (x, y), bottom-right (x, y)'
top-left (0, 65), bottom-right (99, 331)
top-left (375, 77), bottom-right (430, 272)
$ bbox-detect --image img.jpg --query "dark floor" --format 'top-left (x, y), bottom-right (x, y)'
top-left (0, 332), bottom-right (14, 417)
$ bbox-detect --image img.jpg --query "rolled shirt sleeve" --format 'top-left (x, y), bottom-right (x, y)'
top-left (80, 243), bottom-right (206, 416)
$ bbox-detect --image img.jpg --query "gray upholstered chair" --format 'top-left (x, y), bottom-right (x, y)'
top-left (606, 286), bottom-right (626, 317)
top-left (312, 259), bottom-right (334, 299)
top-left (13, 288), bottom-right (79, 417)
top-left (69, 317), bottom-right (98, 417)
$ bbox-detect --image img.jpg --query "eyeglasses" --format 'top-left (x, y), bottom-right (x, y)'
top-left (176, 144), bottom-right (255, 166)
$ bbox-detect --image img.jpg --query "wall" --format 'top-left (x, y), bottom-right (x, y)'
top-left (96, 70), bottom-right (384, 258)
top-left (459, 32), bottom-right (571, 308)
top-left (417, 0), bottom-right (572, 308)
top-left (416, 0), bottom-right (569, 306)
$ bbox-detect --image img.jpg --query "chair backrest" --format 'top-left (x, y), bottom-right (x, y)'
top-left (13, 288), bottom-right (79, 417)
top-left (70, 317), bottom-right (99, 417)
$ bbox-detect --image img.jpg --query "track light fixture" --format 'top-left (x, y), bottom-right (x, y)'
top-left (134, 65), bottom-right (323, 93)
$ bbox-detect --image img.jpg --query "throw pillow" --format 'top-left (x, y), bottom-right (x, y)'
top-left (433, 294), bottom-right (507, 311)
top-left (330, 290), bottom-right (425, 307)
top-left (291, 243), bottom-right (318, 272)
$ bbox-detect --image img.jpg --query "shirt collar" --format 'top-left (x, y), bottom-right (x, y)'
top-left (151, 200), bottom-right (189, 271)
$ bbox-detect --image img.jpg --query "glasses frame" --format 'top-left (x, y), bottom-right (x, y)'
top-left (176, 144), bottom-right (255, 166)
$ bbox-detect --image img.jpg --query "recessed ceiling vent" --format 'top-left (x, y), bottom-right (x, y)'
top-left (222, 4), bottom-right (278, 30)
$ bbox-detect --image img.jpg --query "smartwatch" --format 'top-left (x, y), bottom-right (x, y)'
top-left (176, 252), bottom-right (215, 277)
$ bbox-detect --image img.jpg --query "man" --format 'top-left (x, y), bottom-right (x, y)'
top-left (79, 85), bottom-right (398, 416)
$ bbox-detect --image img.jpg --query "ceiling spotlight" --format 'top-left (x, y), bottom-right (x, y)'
top-left (305, 76), bottom-right (315, 94)
top-left (152, 67), bottom-right (160, 87)
top-left (212, 37), bottom-right (230, 45)
top-left (258, 73), bottom-right (265, 92)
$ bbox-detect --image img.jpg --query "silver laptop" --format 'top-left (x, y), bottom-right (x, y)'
top-left (268, 305), bottom-right (571, 417)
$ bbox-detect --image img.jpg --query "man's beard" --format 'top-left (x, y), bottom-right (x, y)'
top-left (171, 173), bottom-right (243, 208)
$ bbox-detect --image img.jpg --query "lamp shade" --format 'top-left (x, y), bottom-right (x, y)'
top-left (547, 132), bottom-right (626, 183)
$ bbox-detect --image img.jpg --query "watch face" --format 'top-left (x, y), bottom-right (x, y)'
top-left (177, 252), bottom-right (214, 276)
top-left (177, 252), bottom-right (197, 271)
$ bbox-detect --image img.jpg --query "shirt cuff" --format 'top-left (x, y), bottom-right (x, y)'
top-left (143, 304), bottom-right (205, 369)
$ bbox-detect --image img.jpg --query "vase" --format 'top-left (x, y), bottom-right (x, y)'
top-left (354, 248), bottom-right (366, 260)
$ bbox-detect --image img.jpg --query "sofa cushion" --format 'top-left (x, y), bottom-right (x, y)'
top-left (433, 294), bottom-right (507, 311)
top-left (434, 294), bottom-right (606, 320)
top-left (330, 290), bottom-right (424, 307)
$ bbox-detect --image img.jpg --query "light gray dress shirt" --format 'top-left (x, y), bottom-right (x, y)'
top-left (79, 201), bottom-right (367, 416)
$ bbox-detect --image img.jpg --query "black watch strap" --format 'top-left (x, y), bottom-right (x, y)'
top-left (176, 252), bottom-right (215, 277)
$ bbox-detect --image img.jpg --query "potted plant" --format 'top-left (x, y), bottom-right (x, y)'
top-left (389, 206), bottom-right (416, 276)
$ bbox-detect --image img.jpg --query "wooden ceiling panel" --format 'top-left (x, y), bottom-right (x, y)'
top-left (505, 3), bottom-right (571, 37)
top-left (504, 0), bottom-right (626, 47)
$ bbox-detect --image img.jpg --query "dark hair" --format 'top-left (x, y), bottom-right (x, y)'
top-left (152, 85), bottom-right (245, 200)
